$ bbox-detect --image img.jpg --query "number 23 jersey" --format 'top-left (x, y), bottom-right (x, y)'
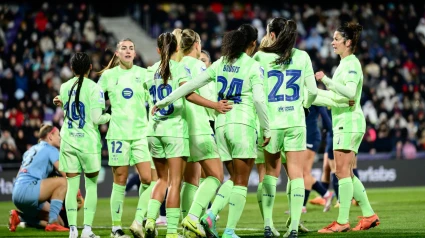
top-left (206, 53), bottom-right (263, 130)
top-left (253, 49), bottom-right (314, 129)
top-left (59, 77), bottom-right (105, 153)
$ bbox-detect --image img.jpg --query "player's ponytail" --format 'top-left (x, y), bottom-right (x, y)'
top-left (222, 24), bottom-right (258, 63)
top-left (67, 52), bottom-right (91, 126)
top-left (338, 22), bottom-right (363, 53)
top-left (157, 32), bottom-right (178, 85)
top-left (261, 17), bottom-right (297, 65)
top-left (172, 29), bottom-right (183, 62)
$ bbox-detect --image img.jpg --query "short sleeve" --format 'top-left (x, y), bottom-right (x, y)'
top-left (303, 52), bottom-right (314, 77)
top-left (91, 84), bottom-right (106, 109)
top-left (97, 72), bottom-right (109, 92)
top-left (250, 62), bottom-right (264, 86)
top-left (344, 61), bottom-right (361, 85)
top-left (49, 147), bottom-right (59, 164)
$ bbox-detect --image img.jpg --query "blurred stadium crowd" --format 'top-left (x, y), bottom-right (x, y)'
top-left (1, 2), bottom-right (425, 164)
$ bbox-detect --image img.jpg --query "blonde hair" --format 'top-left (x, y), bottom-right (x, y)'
top-left (180, 29), bottom-right (200, 55)
top-left (38, 124), bottom-right (55, 142)
top-left (260, 35), bottom-right (272, 48)
top-left (172, 29), bottom-right (183, 62)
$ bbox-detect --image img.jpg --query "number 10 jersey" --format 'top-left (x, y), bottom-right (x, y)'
top-left (253, 49), bottom-right (314, 129)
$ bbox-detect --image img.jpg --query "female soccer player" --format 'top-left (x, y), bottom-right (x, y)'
top-left (173, 29), bottom-right (225, 237)
top-left (58, 52), bottom-right (111, 238)
top-left (253, 17), bottom-right (318, 238)
top-left (10, 124), bottom-right (68, 232)
top-left (97, 38), bottom-right (155, 238)
top-left (315, 22), bottom-right (380, 233)
top-left (143, 32), bottom-right (229, 238)
top-left (153, 24), bottom-right (270, 238)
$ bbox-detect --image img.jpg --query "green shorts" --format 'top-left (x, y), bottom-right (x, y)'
top-left (255, 145), bottom-right (265, 164)
top-left (216, 124), bottom-right (257, 162)
top-left (59, 140), bottom-right (101, 173)
top-left (108, 139), bottom-right (152, 167)
top-left (333, 132), bottom-right (364, 154)
top-left (188, 134), bottom-right (219, 162)
top-left (148, 136), bottom-right (189, 159)
top-left (265, 127), bottom-right (306, 163)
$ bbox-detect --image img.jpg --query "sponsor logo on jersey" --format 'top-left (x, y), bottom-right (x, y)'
top-left (122, 88), bottom-right (133, 99)
top-left (348, 70), bottom-right (357, 74)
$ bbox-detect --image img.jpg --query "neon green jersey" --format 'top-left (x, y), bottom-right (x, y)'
top-left (253, 49), bottom-right (314, 129)
top-left (97, 65), bottom-right (148, 140)
top-left (59, 77), bottom-right (105, 153)
top-left (145, 60), bottom-right (189, 137)
top-left (206, 53), bottom-right (263, 129)
top-left (329, 54), bottom-right (366, 133)
top-left (180, 56), bottom-right (213, 135)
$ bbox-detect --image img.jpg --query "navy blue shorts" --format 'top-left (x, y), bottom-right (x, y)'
top-left (325, 133), bottom-right (334, 160)
top-left (306, 137), bottom-right (321, 153)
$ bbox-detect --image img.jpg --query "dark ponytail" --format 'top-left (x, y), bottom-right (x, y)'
top-left (157, 32), bottom-right (178, 85)
top-left (337, 22), bottom-right (363, 53)
top-left (261, 17), bottom-right (297, 65)
top-left (66, 52), bottom-right (91, 126)
top-left (221, 24), bottom-right (258, 63)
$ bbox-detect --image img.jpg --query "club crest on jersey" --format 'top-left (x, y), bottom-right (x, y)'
top-left (135, 77), bottom-right (141, 83)
top-left (122, 88), bottom-right (133, 99)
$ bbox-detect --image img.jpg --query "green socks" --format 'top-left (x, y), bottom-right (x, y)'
top-left (180, 182), bottom-right (198, 218)
top-left (226, 186), bottom-right (247, 229)
top-left (337, 177), bottom-right (353, 224)
top-left (135, 181), bottom-right (155, 223)
top-left (211, 180), bottom-right (233, 215)
top-left (352, 176), bottom-right (374, 217)
top-left (289, 178), bottom-right (304, 231)
top-left (189, 176), bottom-right (221, 218)
top-left (262, 175), bottom-right (278, 228)
top-left (146, 199), bottom-right (161, 220)
top-left (83, 176), bottom-right (98, 226)
top-left (66, 175), bottom-right (80, 227)
top-left (166, 208), bottom-right (180, 234)
top-left (110, 183), bottom-right (125, 226)
top-left (257, 182), bottom-right (263, 219)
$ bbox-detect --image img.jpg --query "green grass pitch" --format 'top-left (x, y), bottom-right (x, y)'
top-left (0, 187), bottom-right (424, 237)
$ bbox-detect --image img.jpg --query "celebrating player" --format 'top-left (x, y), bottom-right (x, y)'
top-left (315, 22), bottom-right (380, 233)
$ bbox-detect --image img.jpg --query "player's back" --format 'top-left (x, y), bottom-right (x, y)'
top-left (146, 60), bottom-right (188, 138)
top-left (16, 142), bottom-right (58, 182)
top-left (97, 65), bottom-right (148, 140)
top-left (60, 77), bottom-right (104, 153)
top-left (253, 49), bottom-right (314, 129)
top-left (180, 56), bottom-right (213, 136)
top-left (207, 53), bottom-right (263, 129)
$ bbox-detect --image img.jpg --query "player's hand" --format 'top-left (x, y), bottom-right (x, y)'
top-left (315, 71), bottom-right (325, 82)
top-left (349, 100), bottom-right (355, 106)
top-left (151, 105), bottom-right (159, 115)
top-left (262, 137), bottom-right (271, 147)
top-left (215, 100), bottom-right (233, 114)
top-left (53, 96), bottom-right (63, 107)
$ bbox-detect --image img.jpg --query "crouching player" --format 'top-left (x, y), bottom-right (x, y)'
top-left (9, 125), bottom-right (69, 232)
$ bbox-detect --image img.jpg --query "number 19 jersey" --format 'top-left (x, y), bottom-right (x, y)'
top-left (59, 77), bottom-right (105, 153)
top-left (206, 53), bottom-right (263, 129)
top-left (145, 60), bottom-right (188, 138)
top-left (253, 49), bottom-right (314, 129)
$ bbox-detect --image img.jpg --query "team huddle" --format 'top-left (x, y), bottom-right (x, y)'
top-left (9, 17), bottom-right (381, 238)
